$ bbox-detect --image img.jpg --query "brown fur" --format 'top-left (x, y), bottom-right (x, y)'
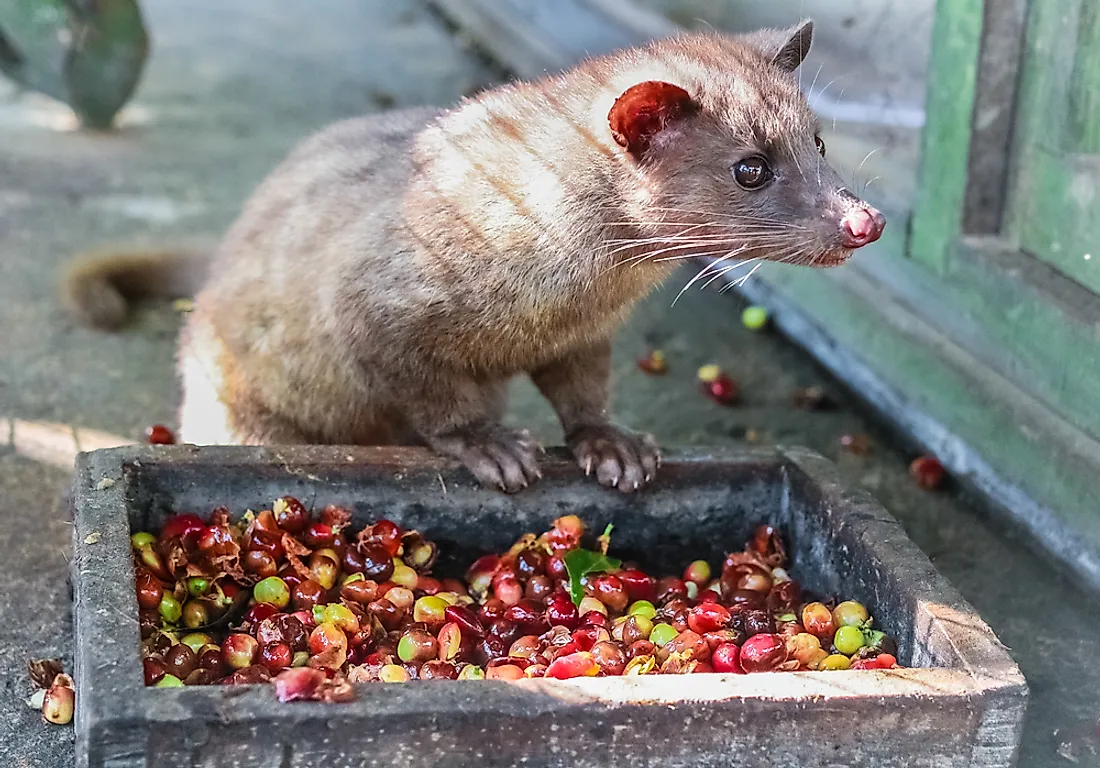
top-left (59, 22), bottom-right (885, 493)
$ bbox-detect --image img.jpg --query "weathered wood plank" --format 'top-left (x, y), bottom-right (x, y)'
top-left (1010, 0), bottom-right (1100, 294)
top-left (907, 0), bottom-right (982, 273)
top-left (1068, 0), bottom-right (1100, 152)
top-left (961, 0), bottom-right (1028, 234)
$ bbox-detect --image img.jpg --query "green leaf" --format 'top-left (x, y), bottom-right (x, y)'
top-left (564, 548), bottom-right (621, 607)
top-left (863, 629), bottom-right (886, 649)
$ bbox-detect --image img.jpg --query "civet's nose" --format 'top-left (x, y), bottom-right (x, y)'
top-left (840, 206), bottom-right (886, 249)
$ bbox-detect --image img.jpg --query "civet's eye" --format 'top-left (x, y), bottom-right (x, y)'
top-left (815, 135), bottom-right (826, 157)
top-left (731, 156), bottom-right (772, 190)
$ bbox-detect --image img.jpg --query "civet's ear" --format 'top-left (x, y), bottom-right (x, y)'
top-left (608, 81), bottom-right (697, 157)
top-left (744, 20), bottom-right (814, 73)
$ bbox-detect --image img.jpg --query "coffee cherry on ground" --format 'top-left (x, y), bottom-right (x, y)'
top-left (243, 603), bottom-right (280, 627)
top-left (545, 594), bottom-right (579, 630)
top-left (444, 604), bottom-right (485, 638)
top-left (243, 550), bottom-right (277, 578)
top-left (697, 364), bottom-right (740, 406)
top-left (589, 575), bottom-right (629, 613)
top-left (486, 664), bottom-right (524, 681)
top-left (832, 600), bottom-right (869, 628)
top-left (801, 602), bottom-right (835, 639)
top-left (397, 629), bottom-right (438, 664)
top-left (741, 305), bottom-right (769, 331)
top-left (136, 545), bottom-right (170, 581)
top-left (421, 661), bottom-right (459, 680)
top-left (130, 531), bottom-right (157, 550)
top-left (649, 623), bottom-right (678, 647)
top-left (222, 634), bottom-right (260, 670)
top-left (525, 575), bottom-right (554, 601)
top-left (545, 651), bottom-right (600, 680)
top-left (702, 629), bottom-right (742, 651)
top-left (909, 455), bottom-right (946, 490)
top-left (739, 634), bottom-right (788, 672)
top-left (164, 644), bottom-right (198, 680)
top-left (366, 519), bottom-right (403, 557)
top-left (178, 598), bottom-right (207, 629)
top-left (414, 596), bottom-right (449, 627)
top-left (154, 674), bottom-right (184, 688)
top-left (197, 525), bottom-right (235, 557)
top-left (261, 643), bottom-right (293, 672)
top-left (437, 623), bottom-right (464, 661)
top-left (253, 577), bottom-right (291, 609)
top-left (145, 424), bottom-right (175, 445)
top-left (180, 633), bottom-right (213, 654)
top-left (135, 570), bottom-right (163, 610)
top-left (389, 561), bottom-right (418, 590)
top-left (341, 577), bottom-right (378, 604)
top-left (222, 666), bottom-right (273, 686)
top-left (710, 642), bottom-right (744, 674)
top-left (545, 515), bottom-right (584, 553)
top-left (309, 624), bottom-right (349, 669)
top-left (465, 554), bottom-right (500, 598)
top-left (660, 630), bottom-right (708, 664)
top-left (875, 653), bottom-right (898, 669)
top-left (618, 615), bottom-right (654, 646)
top-left (655, 576), bottom-right (688, 603)
top-left (616, 569), bottom-right (656, 602)
top-left (493, 574), bottom-right (524, 606)
top-left (368, 599), bottom-right (402, 631)
top-left (742, 609), bottom-right (775, 637)
top-left (637, 349), bottom-right (668, 375)
top-left (308, 553), bottom-right (339, 591)
top-left (578, 597), bottom-right (607, 617)
top-left (379, 664), bottom-right (410, 683)
top-left (309, 623), bottom-right (348, 655)
top-left (199, 647), bottom-right (226, 671)
top-left (820, 654), bottom-right (851, 671)
top-left (683, 560), bottom-right (711, 586)
top-left (273, 667), bottom-right (325, 701)
top-left (292, 580), bottom-right (327, 611)
top-left (591, 641), bottom-right (627, 676)
top-left (687, 602), bottom-right (731, 634)
top-left (272, 496), bottom-right (309, 533)
top-left (143, 657), bottom-right (167, 686)
top-left (385, 587), bottom-right (415, 612)
top-left (320, 604), bottom-right (360, 634)
top-left (158, 594), bottom-right (182, 624)
top-left (785, 633), bottom-right (823, 667)
top-left (404, 536), bottom-right (438, 573)
top-left (804, 648), bottom-right (830, 670)
top-left (833, 625), bottom-right (866, 656)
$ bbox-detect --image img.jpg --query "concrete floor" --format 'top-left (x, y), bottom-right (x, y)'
top-left (0, 1), bottom-right (1097, 766)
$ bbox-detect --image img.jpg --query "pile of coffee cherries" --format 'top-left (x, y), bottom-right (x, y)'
top-left (133, 499), bottom-right (901, 694)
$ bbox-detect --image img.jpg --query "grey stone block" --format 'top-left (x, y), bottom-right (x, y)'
top-left (71, 445), bottom-right (1027, 767)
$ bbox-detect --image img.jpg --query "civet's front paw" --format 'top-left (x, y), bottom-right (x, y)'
top-left (567, 424), bottom-right (660, 493)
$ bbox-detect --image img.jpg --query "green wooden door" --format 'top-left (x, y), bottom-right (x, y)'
top-left (1009, 0), bottom-right (1100, 291)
